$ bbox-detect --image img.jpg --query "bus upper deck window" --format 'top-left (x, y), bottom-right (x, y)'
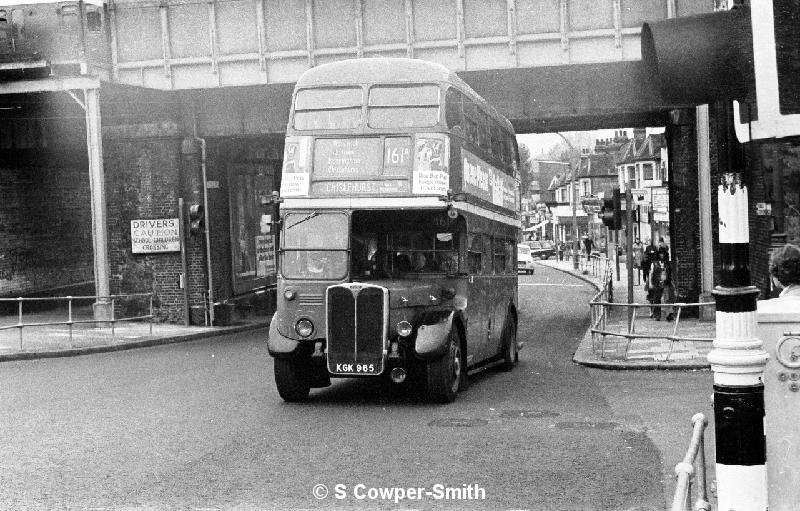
top-left (367, 85), bottom-right (440, 129)
top-left (444, 88), bottom-right (464, 131)
top-left (293, 87), bottom-right (363, 130)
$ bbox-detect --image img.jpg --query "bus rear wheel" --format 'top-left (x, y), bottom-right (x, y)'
top-left (500, 315), bottom-right (518, 371)
top-left (426, 328), bottom-right (463, 403)
top-left (274, 356), bottom-right (311, 402)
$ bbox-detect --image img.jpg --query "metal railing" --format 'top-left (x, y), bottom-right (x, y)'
top-left (589, 298), bottom-right (715, 361)
top-left (571, 252), bottom-right (612, 280)
top-left (0, 293), bottom-right (154, 351)
top-left (671, 413), bottom-right (711, 511)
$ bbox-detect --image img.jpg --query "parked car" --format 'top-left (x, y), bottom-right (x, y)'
top-left (517, 244), bottom-right (535, 274)
top-left (525, 240), bottom-right (556, 260)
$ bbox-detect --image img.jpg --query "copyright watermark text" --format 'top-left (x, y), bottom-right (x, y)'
top-left (312, 483), bottom-right (486, 503)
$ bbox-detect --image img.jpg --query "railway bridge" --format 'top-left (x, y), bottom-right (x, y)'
top-left (0, 0), bottom-right (764, 325)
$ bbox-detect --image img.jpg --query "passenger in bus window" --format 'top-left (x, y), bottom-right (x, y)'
top-left (395, 253), bottom-right (412, 273)
top-left (412, 252), bottom-right (428, 271)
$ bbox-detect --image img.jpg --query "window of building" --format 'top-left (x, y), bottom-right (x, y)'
top-left (59, 3), bottom-right (80, 27)
top-left (86, 7), bottom-right (102, 32)
top-left (580, 178), bottom-right (591, 197)
top-left (10, 9), bottom-right (23, 37)
top-left (642, 162), bottom-right (655, 181)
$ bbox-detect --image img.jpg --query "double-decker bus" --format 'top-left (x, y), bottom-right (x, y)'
top-left (268, 58), bottom-right (521, 403)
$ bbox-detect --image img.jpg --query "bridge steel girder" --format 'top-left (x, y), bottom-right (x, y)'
top-left (460, 60), bottom-right (672, 133)
top-left (165, 60), bottom-right (671, 138)
top-left (110, 0), bottom-right (710, 91)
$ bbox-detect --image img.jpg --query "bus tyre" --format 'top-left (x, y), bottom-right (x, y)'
top-left (500, 316), bottom-right (518, 372)
top-left (274, 357), bottom-right (311, 402)
top-left (426, 328), bottom-right (463, 403)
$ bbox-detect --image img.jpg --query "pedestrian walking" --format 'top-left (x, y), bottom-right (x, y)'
top-left (657, 237), bottom-right (670, 262)
top-left (642, 238), bottom-right (658, 285)
top-left (632, 239), bottom-right (644, 282)
top-left (557, 240), bottom-right (564, 261)
top-left (663, 259), bottom-right (677, 322)
top-left (646, 251), bottom-right (669, 320)
top-left (583, 235), bottom-right (593, 257)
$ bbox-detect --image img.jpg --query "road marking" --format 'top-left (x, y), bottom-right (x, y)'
top-left (519, 283), bottom-right (585, 287)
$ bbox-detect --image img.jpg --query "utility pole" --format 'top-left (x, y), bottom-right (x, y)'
top-left (556, 132), bottom-right (581, 270)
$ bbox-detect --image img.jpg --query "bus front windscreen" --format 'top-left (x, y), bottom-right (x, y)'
top-left (282, 212), bottom-right (348, 280)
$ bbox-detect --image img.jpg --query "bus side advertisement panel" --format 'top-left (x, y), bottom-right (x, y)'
top-left (461, 149), bottom-right (517, 210)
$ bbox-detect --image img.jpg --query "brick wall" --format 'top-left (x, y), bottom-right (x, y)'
top-left (667, 103), bottom-right (774, 305)
top-left (746, 144), bottom-right (773, 296)
top-left (0, 129), bottom-right (94, 298)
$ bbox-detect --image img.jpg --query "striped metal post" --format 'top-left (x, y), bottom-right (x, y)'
top-left (707, 172), bottom-right (769, 511)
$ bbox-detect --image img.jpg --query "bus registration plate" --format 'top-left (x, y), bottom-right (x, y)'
top-left (332, 363), bottom-right (380, 374)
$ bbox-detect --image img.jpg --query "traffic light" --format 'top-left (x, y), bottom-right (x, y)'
top-left (641, 0), bottom-right (800, 141)
top-left (600, 189), bottom-right (621, 230)
top-left (188, 204), bottom-right (204, 236)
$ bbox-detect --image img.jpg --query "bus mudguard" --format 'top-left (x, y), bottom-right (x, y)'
top-left (267, 315), bottom-right (301, 357)
top-left (414, 310), bottom-right (456, 360)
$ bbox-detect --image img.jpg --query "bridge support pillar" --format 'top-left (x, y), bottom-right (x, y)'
top-left (84, 87), bottom-right (112, 324)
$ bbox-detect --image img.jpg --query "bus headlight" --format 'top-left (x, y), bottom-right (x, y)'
top-left (295, 318), bottom-right (314, 338)
top-left (396, 320), bottom-right (413, 338)
top-left (283, 288), bottom-right (296, 301)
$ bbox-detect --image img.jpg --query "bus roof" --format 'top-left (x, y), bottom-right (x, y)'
top-left (295, 58), bottom-right (513, 133)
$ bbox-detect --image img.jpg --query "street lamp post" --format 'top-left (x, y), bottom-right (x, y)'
top-left (572, 176), bottom-right (579, 269)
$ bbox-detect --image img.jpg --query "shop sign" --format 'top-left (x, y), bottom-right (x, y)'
top-left (652, 188), bottom-right (669, 212)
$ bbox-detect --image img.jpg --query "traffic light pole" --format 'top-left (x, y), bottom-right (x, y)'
top-left (625, 189), bottom-right (634, 326)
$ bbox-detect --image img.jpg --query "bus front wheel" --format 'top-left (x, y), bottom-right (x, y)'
top-left (426, 328), bottom-right (463, 403)
top-left (274, 357), bottom-right (311, 402)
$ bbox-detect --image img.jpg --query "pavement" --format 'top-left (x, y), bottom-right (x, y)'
top-left (539, 255), bottom-right (715, 370)
top-left (0, 303), bottom-right (269, 362)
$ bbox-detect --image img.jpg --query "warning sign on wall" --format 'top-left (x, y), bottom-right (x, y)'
top-left (131, 218), bottom-right (181, 254)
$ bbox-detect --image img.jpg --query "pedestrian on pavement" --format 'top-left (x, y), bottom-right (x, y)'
top-left (642, 238), bottom-right (658, 283)
top-left (657, 237), bottom-right (670, 262)
top-left (632, 239), bottom-right (644, 282)
top-left (646, 251), bottom-right (669, 320)
top-left (769, 243), bottom-right (800, 299)
top-left (557, 240), bottom-right (564, 261)
top-left (663, 258), bottom-right (677, 322)
top-left (583, 235), bottom-right (593, 257)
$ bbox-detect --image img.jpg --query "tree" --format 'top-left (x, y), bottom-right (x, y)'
top-left (518, 143), bottom-right (534, 196)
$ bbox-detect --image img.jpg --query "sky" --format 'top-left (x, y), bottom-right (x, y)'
top-left (516, 127), bottom-right (665, 159)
